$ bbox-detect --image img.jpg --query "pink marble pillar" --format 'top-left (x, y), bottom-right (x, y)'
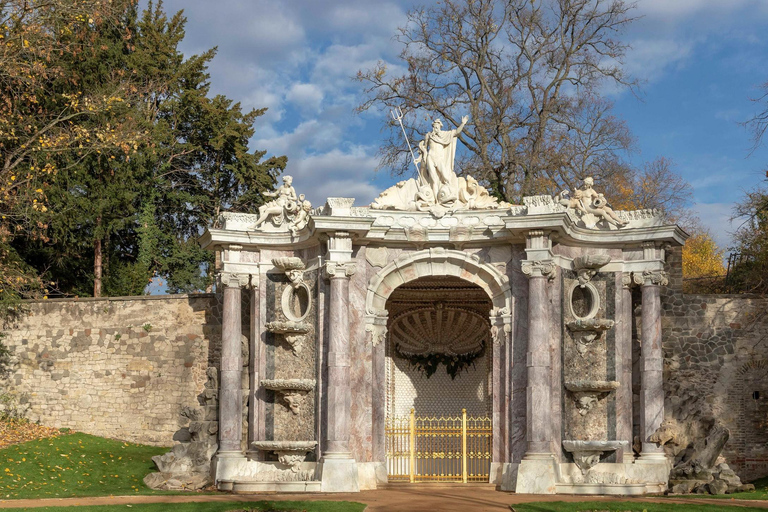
top-left (247, 284), bottom-right (264, 460)
top-left (615, 273), bottom-right (634, 462)
top-left (521, 261), bottom-right (555, 458)
top-left (639, 270), bottom-right (667, 460)
top-left (325, 265), bottom-right (353, 456)
top-left (219, 273), bottom-right (246, 456)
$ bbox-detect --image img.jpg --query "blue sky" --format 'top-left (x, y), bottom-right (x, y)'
top-left (146, 0), bottom-right (768, 251)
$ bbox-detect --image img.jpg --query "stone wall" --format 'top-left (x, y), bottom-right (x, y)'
top-left (662, 246), bottom-right (768, 482)
top-left (1, 294), bottom-right (223, 446)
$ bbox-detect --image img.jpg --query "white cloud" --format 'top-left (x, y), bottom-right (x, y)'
top-left (623, 38), bottom-right (695, 82)
top-left (289, 148), bottom-right (382, 207)
top-left (286, 83), bottom-right (324, 115)
top-left (691, 202), bottom-right (736, 249)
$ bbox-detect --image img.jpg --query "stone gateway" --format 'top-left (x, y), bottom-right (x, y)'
top-left (199, 148), bottom-right (695, 494)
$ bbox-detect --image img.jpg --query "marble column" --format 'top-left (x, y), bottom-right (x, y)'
top-left (218, 272), bottom-right (248, 457)
top-left (246, 281), bottom-right (264, 460)
top-left (320, 257), bottom-right (360, 492)
top-left (639, 270), bottom-right (667, 461)
top-left (521, 261), bottom-right (555, 457)
top-left (325, 263), bottom-right (353, 456)
top-left (516, 259), bottom-right (557, 494)
top-left (615, 273), bottom-right (634, 463)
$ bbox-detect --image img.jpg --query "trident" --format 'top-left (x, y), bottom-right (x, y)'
top-left (390, 106), bottom-right (420, 173)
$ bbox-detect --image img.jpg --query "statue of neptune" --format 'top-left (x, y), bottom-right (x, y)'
top-left (417, 116), bottom-right (468, 206)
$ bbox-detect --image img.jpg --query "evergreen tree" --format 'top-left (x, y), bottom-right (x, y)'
top-left (13, 0), bottom-right (285, 297)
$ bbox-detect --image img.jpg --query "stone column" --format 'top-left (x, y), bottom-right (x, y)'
top-left (320, 232), bottom-right (360, 493)
top-left (638, 270), bottom-right (667, 461)
top-left (516, 259), bottom-right (557, 494)
top-left (218, 272), bottom-right (248, 457)
top-left (615, 273), bottom-right (634, 463)
top-left (246, 279), bottom-right (264, 460)
top-left (521, 261), bottom-right (555, 457)
top-left (325, 261), bottom-right (354, 456)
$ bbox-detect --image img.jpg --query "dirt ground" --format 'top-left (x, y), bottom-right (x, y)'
top-left (1, 484), bottom-right (766, 511)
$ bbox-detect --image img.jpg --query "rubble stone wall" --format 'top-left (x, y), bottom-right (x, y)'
top-left (663, 247), bottom-right (768, 482)
top-left (1, 294), bottom-right (224, 446)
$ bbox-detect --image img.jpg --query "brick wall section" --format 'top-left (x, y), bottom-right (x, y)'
top-left (1, 294), bottom-right (223, 446)
top-left (662, 246), bottom-right (768, 482)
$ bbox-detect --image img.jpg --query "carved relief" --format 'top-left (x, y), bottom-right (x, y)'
top-left (573, 255), bottom-right (612, 287)
top-left (261, 379), bottom-right (316, 415)
top-left (390, 303), bottom-right (489, 357)
top-left (642, 270), bottom-right (669, 286)
top-left (219, 272), bottom-right (250, 288)
top-left (272, 257), bottom-right (305, 288)
top-left (521, 260), bottom-right (556, 280)
top-left (365, 247), bottom-right (390, 268)
top-left (266, 321), bottom-right (310, 355)
top-left (565, 381), bottom-right (620, 416)
top-left (324, 261), bottom-right (356, 279)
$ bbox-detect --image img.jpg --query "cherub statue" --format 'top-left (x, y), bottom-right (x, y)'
top-left (289, 199), bottom-right (312, 236)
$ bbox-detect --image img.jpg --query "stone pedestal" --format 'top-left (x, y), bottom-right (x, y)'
top-left (639, 270), bottom-right (667, 462)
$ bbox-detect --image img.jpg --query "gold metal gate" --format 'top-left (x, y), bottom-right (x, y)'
top-left (386, 408), bottom-right (492, 482)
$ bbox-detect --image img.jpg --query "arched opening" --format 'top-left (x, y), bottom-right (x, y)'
top-left (384, 275), bottom-right (493, 482)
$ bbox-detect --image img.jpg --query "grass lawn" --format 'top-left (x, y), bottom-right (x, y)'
top-left (0, 501), bottom-right (366, 512)
top-left (510, 502), bottom-right (768, 512)
top-left (0, 431), bottom-right (175, 499)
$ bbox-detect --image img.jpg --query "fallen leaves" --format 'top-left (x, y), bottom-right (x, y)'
top-left (0, 419), bottom-right (60, 449)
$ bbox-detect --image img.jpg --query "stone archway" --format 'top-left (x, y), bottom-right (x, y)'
top-left (365, 247), bottom-right (513, 483)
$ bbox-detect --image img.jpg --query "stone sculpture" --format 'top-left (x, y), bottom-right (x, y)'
top-left (371, 115), bottom-right (508, 216)
top-left (556, 177), bottom-right (628, 229)
top-left (144, 368), bottom-right (219, 491)
top-left (252, 175), bottom-right (312, 233)
top-left (653, 423), bottom-right (755, 495)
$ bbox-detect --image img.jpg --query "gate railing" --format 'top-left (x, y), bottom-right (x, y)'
top-left (386, 408), bottom-right (492, 483)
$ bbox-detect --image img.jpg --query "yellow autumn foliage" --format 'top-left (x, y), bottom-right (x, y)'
top-left (682, 231), bottom-right (726, 278)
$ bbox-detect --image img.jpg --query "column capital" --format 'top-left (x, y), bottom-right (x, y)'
top-left (621, 272), bottom-right (634, 289)
top-left (219, 272), bottom-right (250, 288)
top-left (521, 260), bottom-right (556, 280)
top-left (324, 261), bottom-right (356, 279)
top-left (641, 270), bottom-right (668, 287)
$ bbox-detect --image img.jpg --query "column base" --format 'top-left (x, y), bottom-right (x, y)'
top-left (319, 457), bottom-right (360, 493)
top-left (498, 462), bottom-right (520, 491)
top-left (637, 451), bottom-right (668, 463)
top-left (212, 452), bottom-right (249, 486)
top-left (515, 456), bottom-right (557, 494)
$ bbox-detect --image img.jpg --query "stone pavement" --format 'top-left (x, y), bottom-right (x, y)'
top-left (1, 485), bottom-right (767, 511)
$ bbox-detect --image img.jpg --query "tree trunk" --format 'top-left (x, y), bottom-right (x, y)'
top-left (94, 217), bottom-right (102, 298)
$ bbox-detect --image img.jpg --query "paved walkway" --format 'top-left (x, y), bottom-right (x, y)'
top-left (1, 486), bottom-right (767, 511)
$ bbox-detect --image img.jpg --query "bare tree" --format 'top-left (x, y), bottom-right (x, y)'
top-left (357, 0), bottom-right (640, 202)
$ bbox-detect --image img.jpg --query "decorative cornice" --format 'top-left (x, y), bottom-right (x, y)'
top-left (642, 270), bottom-right (668, 286)
top-left (219, 272), bottom-right (250, 288)
top-left (521, 260), bottom-right (556, 280)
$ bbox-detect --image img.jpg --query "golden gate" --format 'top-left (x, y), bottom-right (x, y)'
top-left (385, 408), bottom-right (492, 482)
